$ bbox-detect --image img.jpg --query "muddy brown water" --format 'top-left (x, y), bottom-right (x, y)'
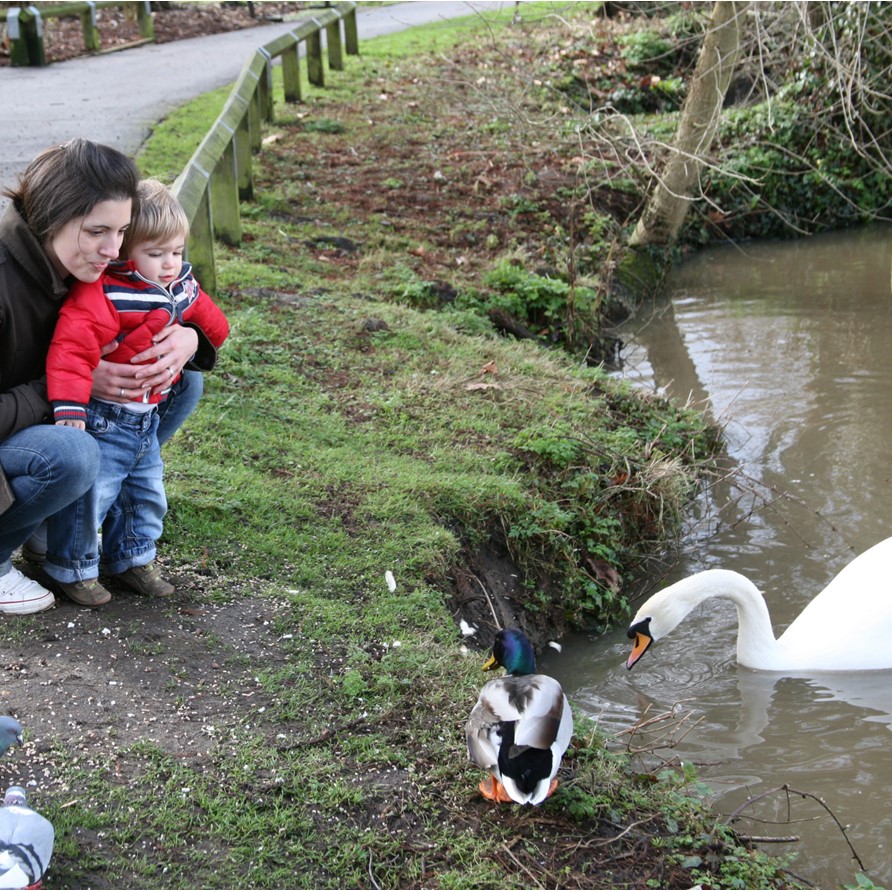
top-left (542, 226), bottom-right (892, 889)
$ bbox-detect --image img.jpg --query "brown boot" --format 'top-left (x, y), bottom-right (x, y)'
top-left (113, 562), bottom-right (174, 597)
top-left (53, 577), bottom-right (112, 607)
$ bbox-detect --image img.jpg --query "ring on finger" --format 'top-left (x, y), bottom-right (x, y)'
top-left (120, 387), bottom-right (125, 398)
top-left (167, 367), bottom-right (174, 379)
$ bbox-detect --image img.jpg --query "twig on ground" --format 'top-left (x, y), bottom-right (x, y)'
top-left (468, 571), bottom-right (502, 631)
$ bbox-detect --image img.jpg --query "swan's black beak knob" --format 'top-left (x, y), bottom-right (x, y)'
top-left (626, 618), bottom-right (653, 670)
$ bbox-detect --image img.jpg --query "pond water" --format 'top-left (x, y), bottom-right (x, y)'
top-left (542, 226), bottom-right (892, 889)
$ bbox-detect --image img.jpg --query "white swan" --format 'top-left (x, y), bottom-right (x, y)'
top-left (625, 536), bottom-right (892, 672)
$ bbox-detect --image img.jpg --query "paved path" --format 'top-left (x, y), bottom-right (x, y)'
top-left (0, 1), bottom-right (510, 201)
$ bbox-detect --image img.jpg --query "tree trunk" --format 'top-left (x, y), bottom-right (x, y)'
top-left (628, 0), bottom-right (749, 249)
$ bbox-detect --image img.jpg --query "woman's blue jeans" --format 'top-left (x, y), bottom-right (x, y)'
top-left (0, 426), bottom-right (100, 575)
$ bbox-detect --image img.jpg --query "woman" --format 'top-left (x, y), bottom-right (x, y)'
top-left (0, 139), bottom-right (205, 612)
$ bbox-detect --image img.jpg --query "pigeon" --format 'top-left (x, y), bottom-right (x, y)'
top-left (0, 720), bottom-right (22, 758)
top-left (0, 787), bottom-right (54, 890)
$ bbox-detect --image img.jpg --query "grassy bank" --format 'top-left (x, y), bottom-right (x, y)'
top-left (4, 4), bottom-right (796, 889)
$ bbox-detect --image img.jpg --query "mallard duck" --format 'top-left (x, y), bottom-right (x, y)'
top-left (626, 536), bottom-right (892, 672)
top-left (466, 628), bottom-right (573, 805)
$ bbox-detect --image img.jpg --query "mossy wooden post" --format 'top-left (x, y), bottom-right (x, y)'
top-left (342, 6), bottom-right (359, 56)
top-left (173, 166), bottom-right (216, 295)
top-left (326, 18), bottom-right (343, 71)
top-left (266, 27), bottom-right (304, 104)
top-left (257, 48), bottom-right (274, 123)
top-left (306, 21), bottom-right (324, 87)
top-left (271, 17), bottom-right (329, 103)
top-left (220, 93), bottom-right (254, 201)
top-left (233, 52), bottom-right (269, 152)
top-left (6, 8), bottom-right (29, 66)
top-left (231, 54), bottom-right (270, 191)
top-left (281, 43), bottom-right (303, 102)
top-left (248, 85), bottom-right (263, 154)
top-left (80, 3), bottom-right (100, 53)
top-left (211, 141), bottom-right (241, 247)
top-left (193, 126), bottom-right (241, 248)
top-left (234, 109), bottom-right (254, 201)
top-left (135, 0), bottom-right (153, 40)
top-left (9, 6), bottom-right (46, 67)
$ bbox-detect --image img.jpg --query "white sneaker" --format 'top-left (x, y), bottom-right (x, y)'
top-left (0, 567), bottom-right (55, 615)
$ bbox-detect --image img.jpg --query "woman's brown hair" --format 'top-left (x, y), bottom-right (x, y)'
top-left (3, 139), bottom-right (140, 242)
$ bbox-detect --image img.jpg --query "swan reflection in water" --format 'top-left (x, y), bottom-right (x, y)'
top-left (565, 629), bottom-right (892, 820)
top-left (558, 530), bottom-right (892, 766)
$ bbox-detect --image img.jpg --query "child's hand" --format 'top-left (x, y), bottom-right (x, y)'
top-left (56, 419), bottom-right (86, 431)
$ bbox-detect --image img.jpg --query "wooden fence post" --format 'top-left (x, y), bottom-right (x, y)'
top-left (9, 6), bottom-right (46, 67)
top-left (135, 0), bottom-right (153, 39)
top-left (343, 7), bottom-right (359, 56)
top-left (6, 8), bottom-right (29, 65)
top-left (192, 128), bottom-right (242, 247)
top-left (174, 166), bottom-right (217, 295)
top-left (267, 16), bottom-right (334, 104)
top-left (235, 120), bottom-right (254, 201)
top-left (326, 18), bottom-right (343, 71)
top-left (257, 48), bottom-right (274, 123)
top-left (281, 44), bottom-right (303, 103)
top-left (306, 22), bottom-right (324, 87)
top-left (81, 2), bottom-right (100, 52)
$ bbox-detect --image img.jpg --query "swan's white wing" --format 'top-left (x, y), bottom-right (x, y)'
top-left (779, 537), bottom-right (892, 670)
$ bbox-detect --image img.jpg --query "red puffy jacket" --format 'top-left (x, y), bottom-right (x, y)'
top-left (47, 259), bottom-right (229, 424)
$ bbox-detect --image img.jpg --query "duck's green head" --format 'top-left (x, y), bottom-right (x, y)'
top-left (483, 628), bottom-right (537, 675)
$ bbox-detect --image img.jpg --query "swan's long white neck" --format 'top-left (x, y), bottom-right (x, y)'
top-left (637, 569), bottom-right (784, 670)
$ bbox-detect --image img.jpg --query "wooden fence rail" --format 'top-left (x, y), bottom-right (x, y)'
top-left (2, 2), bottom-right (153, 66)
top-left (172, 2), bottom-right (358, 293)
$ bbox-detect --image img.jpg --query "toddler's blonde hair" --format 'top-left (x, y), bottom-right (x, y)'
top-left (122, 178), bottom-right (189, 255)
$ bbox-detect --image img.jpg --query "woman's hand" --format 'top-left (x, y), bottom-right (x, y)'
top-left (92, 325), bottom-right (199, 401)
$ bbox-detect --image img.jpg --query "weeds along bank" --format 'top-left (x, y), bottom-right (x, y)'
top-left (35, 4), bottom-right (794, 888)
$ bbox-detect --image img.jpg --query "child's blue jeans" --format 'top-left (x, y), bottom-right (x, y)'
top-left (45, 401), bottom-right (166, 582)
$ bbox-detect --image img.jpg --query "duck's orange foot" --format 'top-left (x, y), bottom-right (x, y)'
top-left (545, 777), bottom-right (559, 798)
top-left (478, 774), bottom-right (515, 803)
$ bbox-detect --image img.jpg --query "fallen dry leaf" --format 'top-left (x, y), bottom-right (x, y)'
top-left (585, 556), bottom-right (622, 592)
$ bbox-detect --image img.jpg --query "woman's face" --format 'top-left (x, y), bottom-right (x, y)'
top-left (45, 198), bottom-right (132, 283)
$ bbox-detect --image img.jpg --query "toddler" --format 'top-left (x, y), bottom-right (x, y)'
top-left (43, 179), bottom-right (229, 606)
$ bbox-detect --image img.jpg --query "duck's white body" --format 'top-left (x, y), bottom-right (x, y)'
top-left (627, 536), bottom-right (892, 672)
top-left (467, 674), bottom-right (573, 805)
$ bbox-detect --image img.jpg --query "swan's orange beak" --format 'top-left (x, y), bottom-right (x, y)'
top-left (626, 625), bottom-right (653, 670)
